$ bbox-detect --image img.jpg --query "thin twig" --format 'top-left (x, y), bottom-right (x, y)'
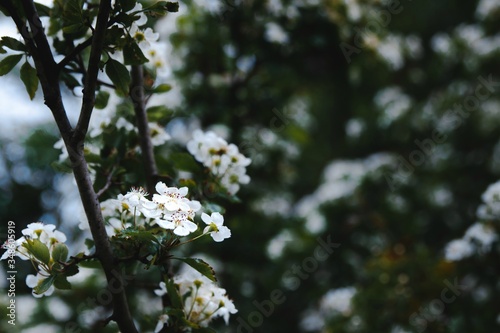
top-left (130, 65), bottom-right (158, 194)
top-left (72, 0), bottom-right (112, 144)
top-left (57, 37), bottom-right (93, 70)
top-left (97, 167), bottom-right (116, 198)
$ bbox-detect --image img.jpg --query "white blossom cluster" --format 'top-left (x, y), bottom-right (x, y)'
top-left (320, 287), bottom-right (357, 316)
top-left (154, 266), bottom-right (237, 330)
top-left (295, 153), bottom-right (395, 234)
top-left (374, 86), bottom-right (412, 127)
top-left (444, 222), bottom-right (498, 261)
top-left (475, 0), bottom-right (500, 20)
top-left (444, 181), bottom-right (499, 261)
top-left (477, 180), bottom-right (500, 220)
top-left (187, 129), bottom-right (251, 195)
top-left (1, 222), bottom-right (68, 297)
top-left (300, 286), bottom-right (357, 331)
top-left (79, 182), bottom-right (231, 241)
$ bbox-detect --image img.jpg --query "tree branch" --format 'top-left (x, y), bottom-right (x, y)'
top-left (57, 37), bottom-right (93, 71)
top-left (14, 0), bottom-right (73, 139)
top-left (72, 0), bottom-right (112, 144)
top-left (130, 65), bottom-right (159, 194)
top-left (8, 2), bottom-right (138, 332)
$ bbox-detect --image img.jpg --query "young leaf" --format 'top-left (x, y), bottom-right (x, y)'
top-left (51, 160), bottom-right (73, 173)
top-left (95, 90), bottom-right (111, 109)
top-left (54, 275), bottom-right (72, 290)
top-left (173, 257), bottom-right (217, 282)
top-left (34, 275), bottom-right (56, 295)
top-left (123, 41), bottom-right (149, 65)
top-left (166, 2), bottom-right (179, 13)
top-left (146, 105), bottom-right (174, 121)
top-left (63, 264), bottom-right (80, 277)
top-left (52, 243), bottom-right (69, 263)
top-left (105, 59), bottom-right (131, 96)
top-left (24, 239), bottom-right (51, 265)
top-left (34, 2), bottom-right (52, 16)
top-left (78, 259), bottom-right (102, 269)
top-left (20, 61), bottom-right (39, 100)
top-left (1, 37), bottom-right (27, 52)
top-left (84, 238), bottom-right (95, 250)
top-left (148, 1), bottom-right (179, 14)
top-left (0, 54), bottom-right (23, 76)
top-left (151, 83), bottom-right (172, 93)
top-left (63, 23), bottom-right (85, 35)
top-left (118, 0), bottom-right (137, 12)
top-left (165, 278), bottom-right (184, 309)
top-left (170, 152), bottom-right (202, 173)
top-left (193, 328), bottom-right (217, 333)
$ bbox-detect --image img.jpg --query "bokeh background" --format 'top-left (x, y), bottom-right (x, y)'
top-left (1, 0), bottom-right (500, 332)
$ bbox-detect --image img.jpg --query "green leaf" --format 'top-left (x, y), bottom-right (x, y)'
top-left (95, 90), bottom-right (110, 109)
top-left (151, 84), bottom-right (172, 93)
top-left (61, 70), bottom-right (81, 90)
top-left (105, 59), bottom-right (131, 96)
top-left (20, 61), bottom-right (39, 100)
top-left (35, 2), bottom-right (52, 16)
top-left (1, 37), bottom-right (26, 52)
top-left (123, 41), bottom-right (148, 65)
top-left (24, 239), bottom-right (51, 265)
top-left (62, 0), bottom-right (87, 37)
top-left (120, 229), bottom-right (160, 244)
top-left (0, 54), bottom-right (22, 76)
top-left (54, 275), bottom-right (72, 290)
top-left (202, 202), bottom-right (225, 215)
top-left (52, 243), bottom-right (69, 263)
top-left (170, 152), bottom-right (202, 173)
top-left (118, 0), bottom-right (137, 12)
top-left (193, 328), bottom-right (217, 333)
top-left (78, 259), bottom-right (102, 269)
top-left (164, 307), bottom-right (185, 318)
top-left (51, 160), bottom-right (73, 173)
top-left (34, 275), bottom-right (55, 295)
top-left (84, 238), bottom-right (95, 250)
top-left (63, 264), bottom-right (79, 277)
top-left (166, 278), bottom-right (183, 309)
top-left (166, 2), bottom-right (179, 13)
top-left (63, 0), bottom-right (83, 25)
top-left (62, 23), bottom-right (85, 35)
top-left (146, 105), bottom-right (174, 121)
top-left (173, 257), bottom-right (217, 282)
top-left (145, 1), bottom-right (178, 16)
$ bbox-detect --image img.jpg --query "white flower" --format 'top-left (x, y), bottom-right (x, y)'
top-left (264, 22), bottom-right (289, 44)
top-left (116, 117), bottom-right (135, 132)
top-left (444, 239), bottom-right (475, 261)
top-left (202, 212), bottom-right (231, 242)
top-left (186, 129), bottom-right (251, 195)
top-left (154, 281), bottom-right (167, 296)
top-left (20, 222), bottom-right (67, 248)
top-left (154, 314), bottom-right (170, 333)
top-left (320, 287), bottom-right (356, 316)
top-left (167, 266), bottom-right (238, 327)
top-left (129, 23), bottom-right (159, 50)
top-left (155, 211), bottom-right (198, 236)
top-left (149, 122), bottom-right (171, 146)
top-left (1, 237), bottom-right (29, 260)
top-left (153, 184), bottom-right (192, 212)
top-left (128, 2), bottom-right (148, 26)
top-left (477, 180), bottom-right (500, 220)
top-left (464, 223), bottom-right (497, 251)
top-left (146, 43), bottom-right (172, 78)
top-left (26, 273), bottom-right (55, 298)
